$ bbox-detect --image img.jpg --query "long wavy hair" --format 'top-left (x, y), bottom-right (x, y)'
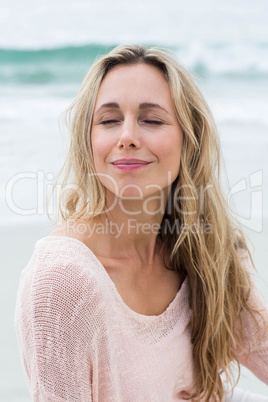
top-left (48, 45), bottom-right (266, 400)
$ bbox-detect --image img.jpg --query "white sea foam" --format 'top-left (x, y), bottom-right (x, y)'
top-left (1, 0), bottom-right (268, 48)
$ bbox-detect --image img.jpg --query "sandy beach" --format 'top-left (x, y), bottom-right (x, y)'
top-left (1, 220), bottom-right (54, 401)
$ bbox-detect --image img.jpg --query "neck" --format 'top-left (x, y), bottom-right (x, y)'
top-left (91, 191), bottom-right (168, 266)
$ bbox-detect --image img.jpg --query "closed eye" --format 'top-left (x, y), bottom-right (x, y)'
top-left (100, 119), bottom-right (164, 125)
top-left (100, 120), bottom-right (120, 125)
top-left (143, 120), bottom-right (164, 125)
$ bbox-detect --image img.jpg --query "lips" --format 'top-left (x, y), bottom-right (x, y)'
top-left (111, 159), bottom-right (151, 171)
top-left (112, 159), bottom-right (150, 165)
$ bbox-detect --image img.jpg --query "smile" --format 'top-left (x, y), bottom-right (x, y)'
top-left (111, 159), bottom-right (151, 171)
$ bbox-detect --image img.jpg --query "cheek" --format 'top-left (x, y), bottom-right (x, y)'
top-left (91, 133), bottom-right (109, 166)
top-left (157, 134), bottom-right (183, 182)
top-left (155, 134), bottom-right (182, 162)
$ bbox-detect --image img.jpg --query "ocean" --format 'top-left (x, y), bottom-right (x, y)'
top-left (1, 0), bottom-right (268, 399)
top-left (1, 42), bottom-right (268, 225)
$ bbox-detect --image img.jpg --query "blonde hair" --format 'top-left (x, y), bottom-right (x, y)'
top-left (48, 45), bottom-right (266, 400)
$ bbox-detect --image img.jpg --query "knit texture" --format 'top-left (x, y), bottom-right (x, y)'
top-left (15, 236), bottom-right (268, 401)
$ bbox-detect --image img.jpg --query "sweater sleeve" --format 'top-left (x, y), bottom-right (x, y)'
top-left (15, 249), bottom-right (97, 401)
top-left (236, 250), bottom-right (268, 385)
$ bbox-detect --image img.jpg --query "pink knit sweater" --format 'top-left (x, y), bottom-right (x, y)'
top-left (15, 236), bottom-right (268, 401)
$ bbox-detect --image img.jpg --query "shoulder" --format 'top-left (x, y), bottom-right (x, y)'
top-left (37, 219), bottom-right (101, 272)
top-left (235, 246), bottom-right (256, 277)
top-left (19, 228), bottom-right (105, 312)
top-left (16, 234), bottom-right (105, 342)
top-left (48, 218), bottom-right (105, 255)
top-left (48, 219), bottom-right (94, 243)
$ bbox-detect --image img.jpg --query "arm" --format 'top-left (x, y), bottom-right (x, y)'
top-left (236, 250), bottom-right (268, 385)
top-left (15, 256), bottom-right (95, 401)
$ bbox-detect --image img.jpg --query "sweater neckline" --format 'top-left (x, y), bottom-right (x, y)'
top-left (37, 235), bottom-right (189, 323)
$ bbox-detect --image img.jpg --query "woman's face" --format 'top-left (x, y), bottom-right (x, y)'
top-left (91, 63), bottom-right (183, 204)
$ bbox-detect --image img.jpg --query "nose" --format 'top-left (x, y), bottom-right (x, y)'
top-left (117, 119), bottom-right (140, 149)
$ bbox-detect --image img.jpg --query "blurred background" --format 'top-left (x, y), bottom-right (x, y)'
top-left (0, 0), bottom-right (268, 399)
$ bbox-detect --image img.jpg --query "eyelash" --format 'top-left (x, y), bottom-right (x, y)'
top-left (100, 120), bottom-right (119, 125)
top-left (144, 120), bottom-right (163, 125)
top-left (100, 120), bottom-right (163, 125)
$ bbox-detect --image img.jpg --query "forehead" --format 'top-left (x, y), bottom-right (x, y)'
top-left (95, 63), bottom-right (173, 107)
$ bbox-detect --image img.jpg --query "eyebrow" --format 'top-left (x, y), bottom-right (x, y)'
top-left (139, 103), bottom-right (170, 115)
top-left (95, 102), bottom-right (170, 115)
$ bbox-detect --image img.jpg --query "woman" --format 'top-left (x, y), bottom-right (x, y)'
top-left (15, 45), bottom-right (268, 401)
